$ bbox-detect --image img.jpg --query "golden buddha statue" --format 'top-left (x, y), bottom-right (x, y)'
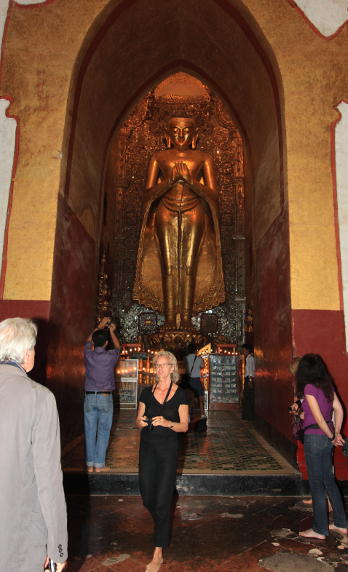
top-left (133, 117), bottom-right (224, 329)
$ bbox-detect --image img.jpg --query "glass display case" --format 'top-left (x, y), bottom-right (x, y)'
top-left (115, 359), bottom-right (138, 408)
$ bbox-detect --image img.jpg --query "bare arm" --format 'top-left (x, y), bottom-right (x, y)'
top-left (86, 330), bottom-right (95, 343)
top-left (144, 153), bottom-right (175, 204)
top-left (86, 316), bottom-right (111, 342)
top-left (202, 154), bottom-right (218, 192)
top-left (136, 401), bottom-right (148, 429)
top-left (190, 155), bottom-right (219, 210)
top-left (151, 403), bottom-right (189, 433)
top-left (145, 155), bottom-right (160, 189)
top-left (332, 392), bottom-right (345, 445)
top-left (109, 323), bottom-right (121, 350)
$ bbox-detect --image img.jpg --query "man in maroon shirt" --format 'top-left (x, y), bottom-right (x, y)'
top-left (84, 317), bottom-right (120, 472)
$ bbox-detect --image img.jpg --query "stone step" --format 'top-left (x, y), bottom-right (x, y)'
top-left (64, 471), bottom-right (309, 496)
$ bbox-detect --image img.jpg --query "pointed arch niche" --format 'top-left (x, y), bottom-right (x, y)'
top-left (101, 73), bottom-right (246, 342)
top-left (51, 0), bottom-right (292, 455)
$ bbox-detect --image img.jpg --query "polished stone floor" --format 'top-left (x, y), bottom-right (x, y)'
top-left (66, 494), bottom-right (348, 571)
top-left (62, 409), bottom-right (295, 476)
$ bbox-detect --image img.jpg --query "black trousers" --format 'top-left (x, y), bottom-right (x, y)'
top-left (139, 435), bottom-right (178, 547)
top-left (242, 376), bottom-right (255, 420)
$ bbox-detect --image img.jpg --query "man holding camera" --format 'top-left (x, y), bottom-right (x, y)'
top-left (84, 317), bottom-right (121, 472)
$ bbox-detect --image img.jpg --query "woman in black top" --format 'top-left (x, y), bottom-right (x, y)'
top-left (136, 350), bottom-right (189, 572)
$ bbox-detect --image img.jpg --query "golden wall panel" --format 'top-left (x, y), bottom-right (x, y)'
top-left (1, 0), bottom-right (110, 300)
top-left (244, 0), bottom-right (346, 309)
top-left (0, 0), bottom-right (346, 312)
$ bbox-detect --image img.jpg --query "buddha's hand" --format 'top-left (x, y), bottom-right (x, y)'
top-left (171, 162), bottom-right (193, 185)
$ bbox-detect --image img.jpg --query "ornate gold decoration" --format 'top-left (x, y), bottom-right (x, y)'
top-left (106, 76), bottom-right (245, 343)
top-left (96, 250), bottom-right (111, 320)
top-left (148, 329), bottom-right (206, 354)
top-left (244, 307), bottom-right (254, 333)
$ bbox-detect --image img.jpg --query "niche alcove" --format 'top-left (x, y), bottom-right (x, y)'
top-left (98, 73), bottom-right (246, 348)
top-left (50, 0), bottom-right (291, 455)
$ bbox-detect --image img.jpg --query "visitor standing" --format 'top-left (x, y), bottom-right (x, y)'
top-left (0, 317), bottom-right (67, 572)
top-left (84, 316), bottom-right (120, 472)
top-left (136, 350), bottom-right (189, 572)
top-left (241, 343), bottom-right (255, 420)
top-left (296, 353), bottom-right (348, 539)
top-left (289, 356), bottom-right (304, 439)
top-left (184, 342), bottom-right (205, 418)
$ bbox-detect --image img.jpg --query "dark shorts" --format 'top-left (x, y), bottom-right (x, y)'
top-left (188, 377), bottom-right (204, 397)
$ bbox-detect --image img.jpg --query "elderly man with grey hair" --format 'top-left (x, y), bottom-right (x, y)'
top-left (0, 317), bottom-right (67, 572)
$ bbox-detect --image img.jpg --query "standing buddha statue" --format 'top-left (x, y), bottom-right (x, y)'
top-left (133, 117), bottom-right (224, 329)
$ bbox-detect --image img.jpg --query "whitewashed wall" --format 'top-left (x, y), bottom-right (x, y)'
top-left (335, 102), bottom-right (348, 350)
top-left (293, 0), bottom-right (348, 36)
top-left (0, 0), bottom-right (347, 299)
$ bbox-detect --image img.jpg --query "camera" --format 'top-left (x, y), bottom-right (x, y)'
top-left (144, 417), bottom-right (153, 430)
top-left (288, 399), bottom-right (302, 413)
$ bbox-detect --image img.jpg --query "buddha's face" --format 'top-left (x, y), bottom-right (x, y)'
top-left (168, 118), bottom-right (196, 149)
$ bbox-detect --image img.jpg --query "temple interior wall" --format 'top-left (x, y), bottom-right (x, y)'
top-left (0, 0), bottom-right (346, 464)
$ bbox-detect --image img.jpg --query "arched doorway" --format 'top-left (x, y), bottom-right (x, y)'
top-left (50, 0), bottom-right (292, 457)
top-left (101, 73), bottom-right (246, 346)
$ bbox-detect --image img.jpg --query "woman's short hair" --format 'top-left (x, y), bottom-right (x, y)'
top-left (0, 317), bottom-right (37, 364)
top-left (153, 350), bottom-right (180, 384)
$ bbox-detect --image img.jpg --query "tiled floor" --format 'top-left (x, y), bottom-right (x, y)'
top-left (63, 409), bottom-right (348, 570)
top-left (62, 409), bottom-right (295, 476)
top-left (66, 494), bottom-right (348, 571)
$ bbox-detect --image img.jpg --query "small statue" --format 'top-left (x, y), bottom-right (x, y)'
top-left (133, 117), bottom-right (224, 329)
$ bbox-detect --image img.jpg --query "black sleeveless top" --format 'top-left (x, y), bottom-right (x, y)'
top-left (139, 385), bottom-right (188, 441)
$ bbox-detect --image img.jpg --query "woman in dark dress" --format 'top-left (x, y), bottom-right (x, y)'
top-left (136, 350), bottom-right (189, 572)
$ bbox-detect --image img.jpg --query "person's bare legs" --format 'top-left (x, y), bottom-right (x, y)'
top-left (146, 547), bottom-right (163, 572)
